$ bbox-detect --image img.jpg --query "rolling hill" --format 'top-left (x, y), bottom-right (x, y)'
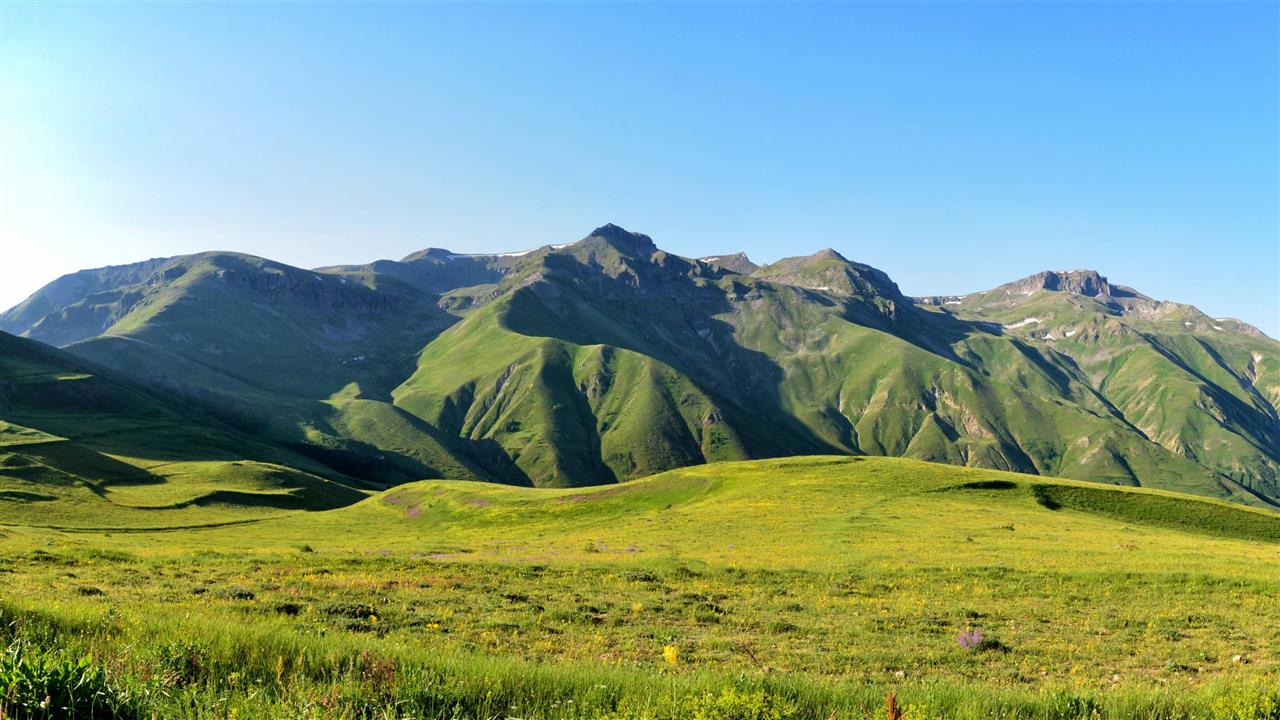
top-left (165, 455), bottom-right (1280, 566)
top-left (2, 225), bottom-right (1276, 508)
top-left (0, 330), bottom-right (363, 527)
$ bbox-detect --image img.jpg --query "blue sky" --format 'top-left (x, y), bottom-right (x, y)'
top-left (2, 2), bottom-right (1277, 335)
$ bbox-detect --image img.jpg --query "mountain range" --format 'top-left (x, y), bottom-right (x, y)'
top-left (3, 224), bottom-right (1276, 508)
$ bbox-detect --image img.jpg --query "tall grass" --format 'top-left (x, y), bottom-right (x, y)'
top-left (1, 598), bottom-right (1277, 720)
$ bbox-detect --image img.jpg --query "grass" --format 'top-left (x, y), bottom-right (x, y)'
top-left (1, 456), bottom-right (1277, 718)
top-left (0, 421), bottom-right (63, 448)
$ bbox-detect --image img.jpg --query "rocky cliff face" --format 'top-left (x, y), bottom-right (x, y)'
top-left (918, 269), bottom-right (1112, 305)
top-left (1023, 270), bottom-right (1112, 297)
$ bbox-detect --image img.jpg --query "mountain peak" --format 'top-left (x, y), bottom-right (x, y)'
top-left (588, 223), bottom-right (647, 242)
top-left (577, 224), bottom-right (659, 258)
top-left (698, 252), bottom-right (759, 274)
top-left (753, 250), bottom-right (904, 302)
top-left (915, 269), bottom-right (1119, 310)
top-left (400, 248), bottom-right (456, 263)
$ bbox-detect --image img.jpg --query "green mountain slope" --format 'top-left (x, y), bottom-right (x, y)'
top-left (392, 298), bottom-right (767, 487)
top-left (3, 225), bottom-right (1276, 505)
top-left (8, 251), bottom-right (495, 487)
top-left (0, 331), bottom-right (363, 527)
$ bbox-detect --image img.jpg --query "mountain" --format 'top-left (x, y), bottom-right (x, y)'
top-left (917, 269), bottom-right (1279, 501)
top-left (3, 226), bottom-right (1276, 507)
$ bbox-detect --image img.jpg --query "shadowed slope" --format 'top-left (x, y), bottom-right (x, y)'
top-left (0, 331), bottom-right (365, 527)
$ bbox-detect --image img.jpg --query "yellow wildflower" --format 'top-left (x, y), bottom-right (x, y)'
top-left (663, 644), bottom-right (679, 667)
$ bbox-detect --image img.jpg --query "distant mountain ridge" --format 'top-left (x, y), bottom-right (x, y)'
top-left (917, 269), bottom-right (1268, 337)
top-left (3, 224), bottom-right (1276, 507)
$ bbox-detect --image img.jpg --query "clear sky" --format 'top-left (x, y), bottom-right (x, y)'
top-left (2, 2), bottom-right (1277, 335)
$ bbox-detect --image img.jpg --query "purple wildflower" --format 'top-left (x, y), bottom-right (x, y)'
top-left (957, 630), bottom-right (983, 649)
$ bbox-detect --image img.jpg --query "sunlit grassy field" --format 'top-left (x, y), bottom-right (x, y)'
top-left (2, 456), bottom-right (1278, 718)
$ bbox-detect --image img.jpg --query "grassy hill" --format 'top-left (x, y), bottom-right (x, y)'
top-left (0, 456), bottom-right (1276, 718)
top-left (41, 455), bottom-right (1275, 569)
top-left (303, 455), bottom-right (1280, 560)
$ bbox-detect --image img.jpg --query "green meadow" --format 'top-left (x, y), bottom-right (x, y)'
top-left (2, 456), bottom-right (1279, 719)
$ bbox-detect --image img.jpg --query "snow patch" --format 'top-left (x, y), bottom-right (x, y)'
top-left (448, 243), bottom-right (570, 260)
top-left (1003, 317), bottom-right (1041, 329)
top-left (492, 243), bottom-right (570, 257)
top-left (944, 300), bottom-right (962, 305)
top-left (1213, 325), bottom-right (1224, 331)
top-left (1064, 330), bottom-right (1077, 337)
top-left (1044, 332), bottom-right (1057, 340)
